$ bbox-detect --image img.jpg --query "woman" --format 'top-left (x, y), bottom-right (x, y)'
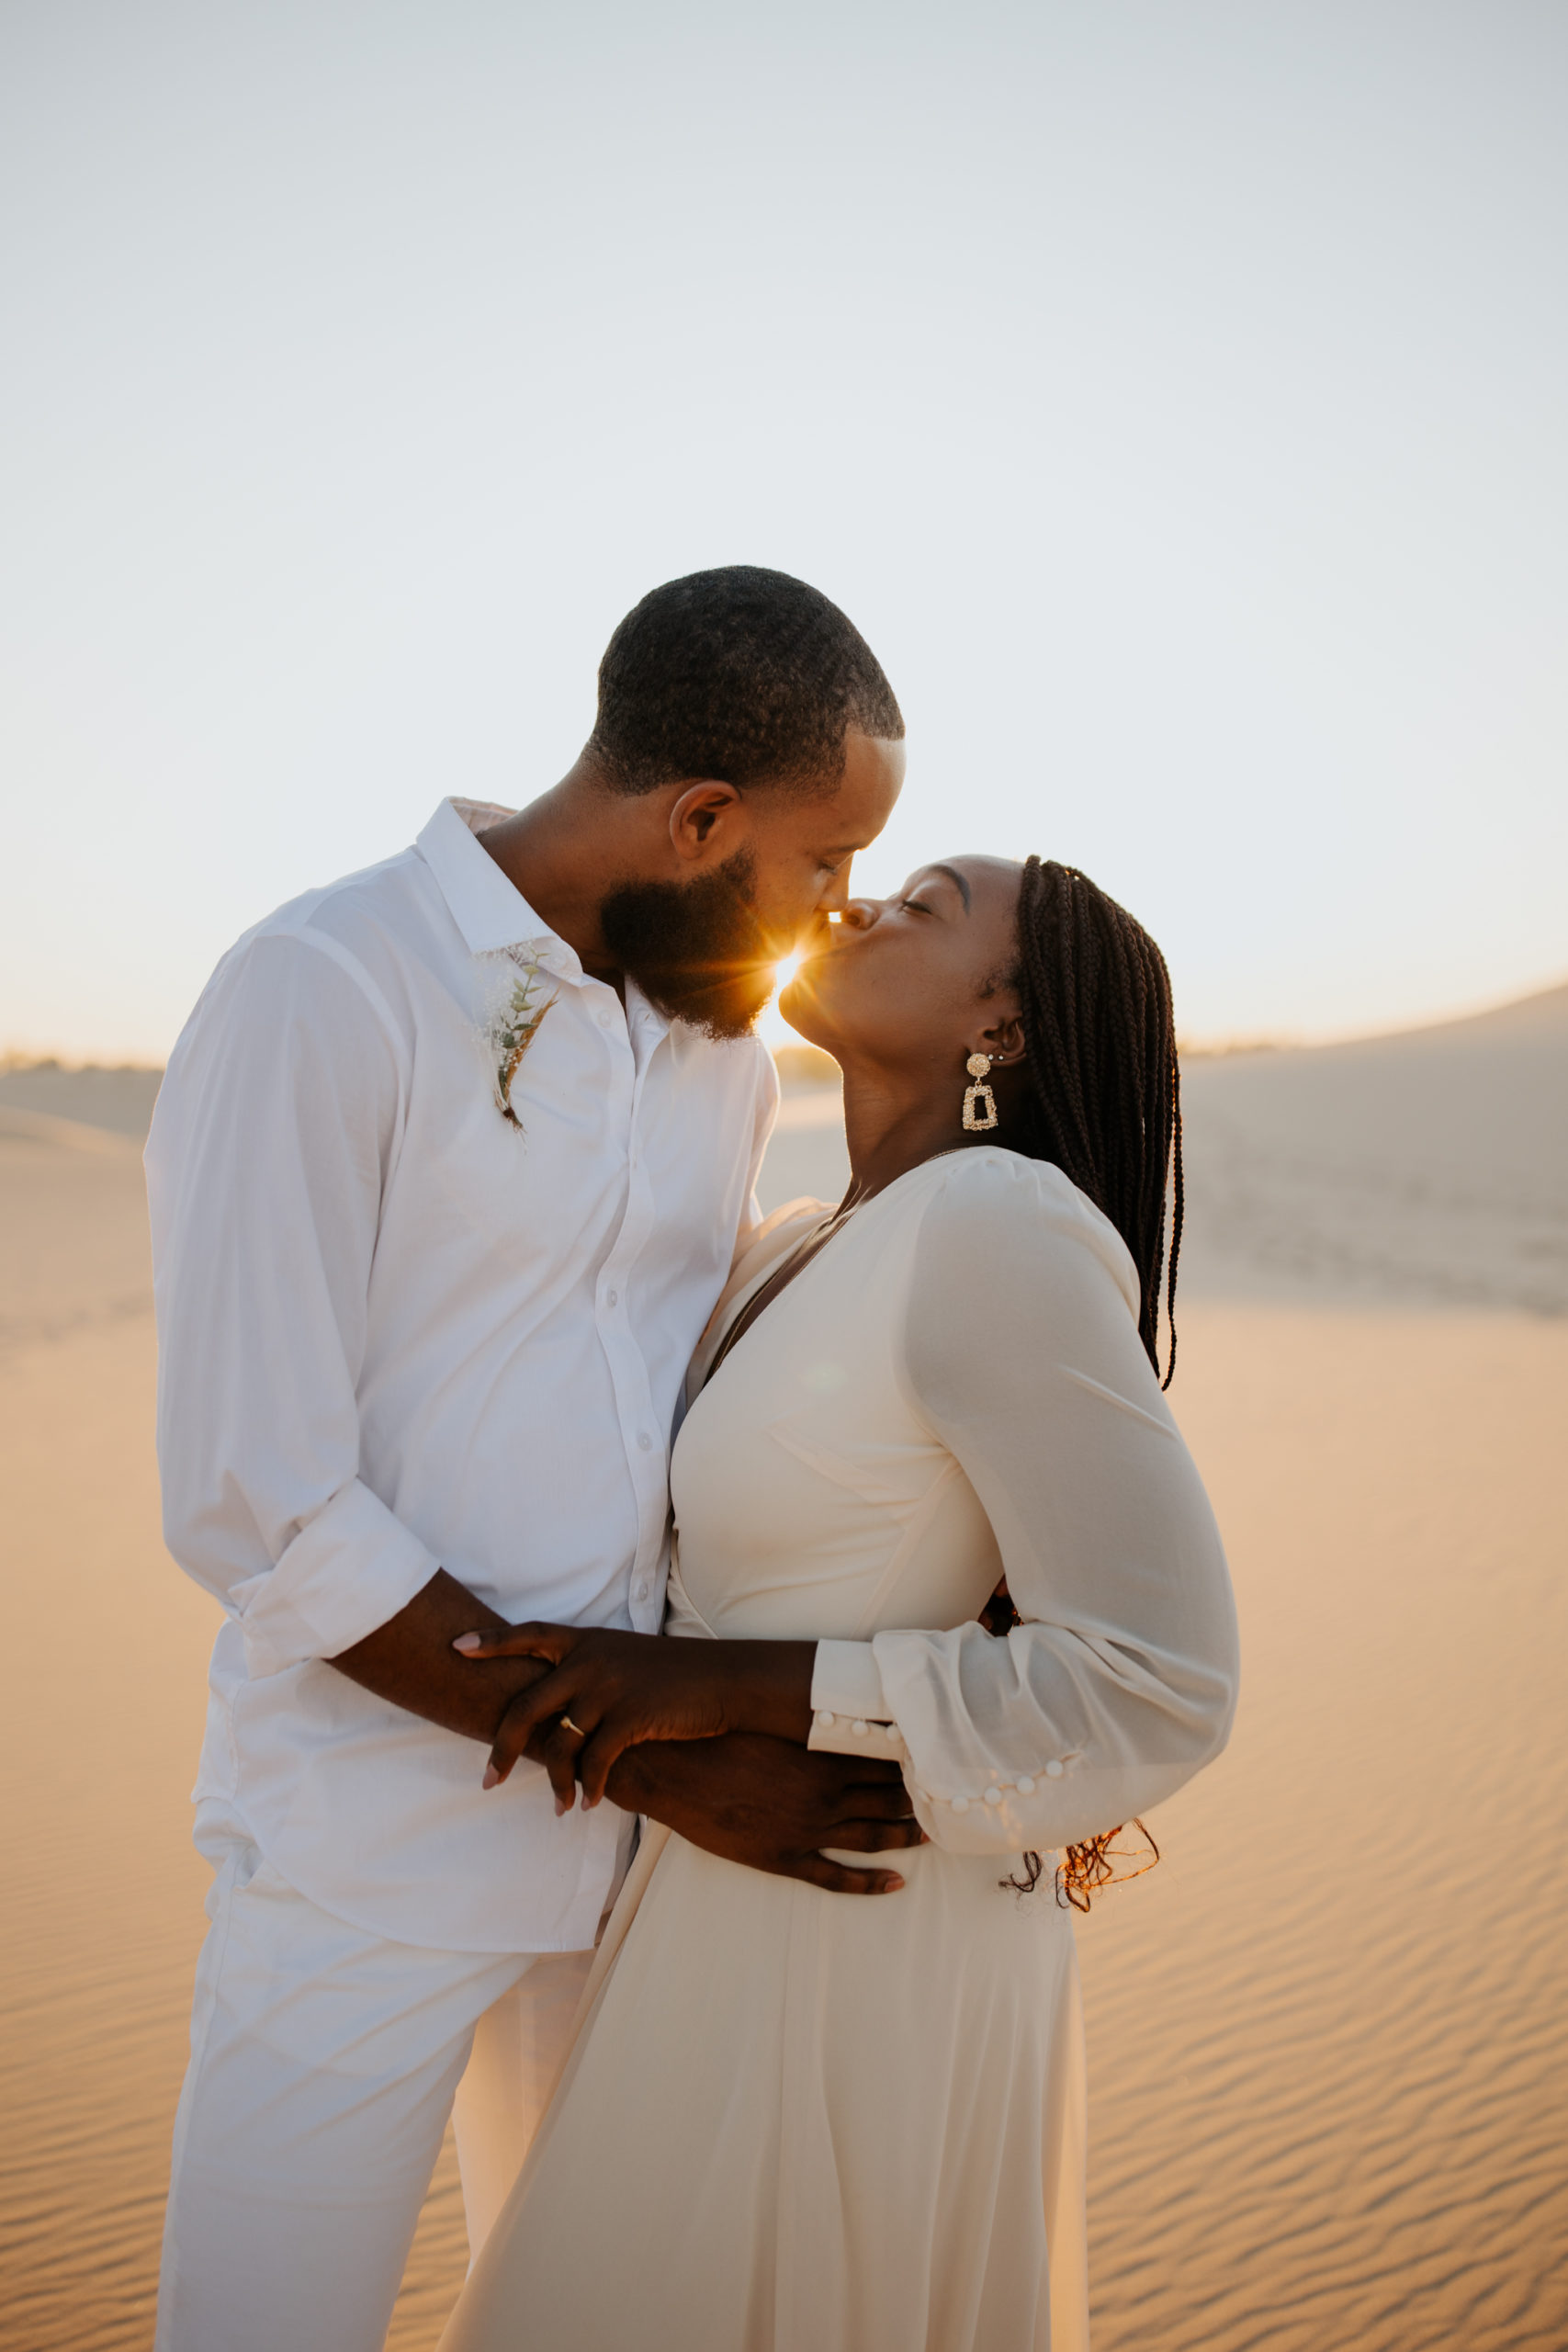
top-left (440, 854), bottom-right (1238, 2351)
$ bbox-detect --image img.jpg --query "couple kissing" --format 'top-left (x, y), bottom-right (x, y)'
top-left (149, 565), bottom-right (1237, 2352)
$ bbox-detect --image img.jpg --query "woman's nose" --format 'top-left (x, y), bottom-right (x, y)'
top-left (839, 898), bottom-right (879, 933)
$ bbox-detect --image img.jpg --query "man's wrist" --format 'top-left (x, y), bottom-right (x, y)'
top-left (604, 1731), bottom-right (747, 1824)
top-left (603, 1738), bottom-right (666, 1815)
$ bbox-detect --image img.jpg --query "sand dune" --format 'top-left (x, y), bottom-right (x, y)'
top-left (1, 990), bottom-right (1564, 2347)
top-left (0, 1064), bottom-right (163, 1141)
top-left (0, 1110), bottom-right (465, 2352)
top-left (0, 1110), bottom-right (154, 1356)
top-left (761, 981), bottom-right (1568, 1315)
top-left (1176, 982), bottom-right (1568, 1316)
top-left (8, 978), bottom-right (1564, 1322)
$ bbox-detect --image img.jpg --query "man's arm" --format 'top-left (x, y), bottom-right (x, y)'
top-left (328, 1567), bottom-right (554, 1741)
top-left (148, 934), bottom-right (445, 1675)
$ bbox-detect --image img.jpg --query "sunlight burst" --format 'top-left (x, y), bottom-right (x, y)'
top-left (759, 948), bottom-right (807, 1046)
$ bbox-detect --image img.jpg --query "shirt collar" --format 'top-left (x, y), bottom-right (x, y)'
top-left (416, 798), bottom-right (583, 976)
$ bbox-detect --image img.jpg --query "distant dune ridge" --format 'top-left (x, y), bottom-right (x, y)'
top-left (5, 982), bottom-right (1564, 1320)
top-left (0, 1061), bottom-right (164, 1140)
top-left (1177, 980), bottom-right (1568, 1317)
top-left (763, 980), bottom-right (1568, 1315)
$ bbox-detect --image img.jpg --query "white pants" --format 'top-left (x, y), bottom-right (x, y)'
top-left (155, 1836), bottom-right (599, 2352)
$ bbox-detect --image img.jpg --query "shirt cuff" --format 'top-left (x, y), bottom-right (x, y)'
top-left (230, 1479), bottom-right (440, 1679)
top-left (806, 1640), bottom-right (906, 1761)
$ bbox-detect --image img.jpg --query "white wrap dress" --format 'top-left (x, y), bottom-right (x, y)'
top-left (440, 1148), bottom-right (1239, 2352)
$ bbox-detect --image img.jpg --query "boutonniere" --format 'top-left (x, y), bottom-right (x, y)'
top-left (487, 950), bottom-right (558, 1127)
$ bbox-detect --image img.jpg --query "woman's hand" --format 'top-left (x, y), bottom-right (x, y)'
top-left (452, 1623), bottom-right (817, 1810)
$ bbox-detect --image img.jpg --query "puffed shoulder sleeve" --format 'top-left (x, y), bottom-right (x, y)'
top-left (816, 1153), bottom-right (1239, 1857)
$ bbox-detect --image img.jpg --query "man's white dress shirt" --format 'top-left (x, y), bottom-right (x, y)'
top-left (147, 799), bottom-right (777, 1953)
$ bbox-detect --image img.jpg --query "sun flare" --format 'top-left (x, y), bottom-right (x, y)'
top-left (760, 949), bottom-right (808, 1047)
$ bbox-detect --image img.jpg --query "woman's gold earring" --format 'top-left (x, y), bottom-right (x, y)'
top-left (963, 1052), bottom-right (1000, 1132)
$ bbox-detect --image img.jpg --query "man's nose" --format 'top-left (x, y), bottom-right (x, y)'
top-left (795, 907), bottom-right (837, 955)
top-left (816, 863), bottom-right (854, 915)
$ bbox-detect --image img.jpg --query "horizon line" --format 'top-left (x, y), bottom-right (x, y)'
top-left (6, 967), bottom-right (1565, 1077)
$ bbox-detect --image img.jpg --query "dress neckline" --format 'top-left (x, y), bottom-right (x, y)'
top-left (703, 1147), bottom-right (1003, 1391)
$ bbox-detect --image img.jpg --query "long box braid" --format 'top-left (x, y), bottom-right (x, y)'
top-left (987, 854), bottom-right (1183, 1905)
top-left (1010, 853), bottom-right (1183, 1387)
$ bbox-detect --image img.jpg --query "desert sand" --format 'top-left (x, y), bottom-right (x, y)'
top-left (1, 988), bottom-right (1564, 2349)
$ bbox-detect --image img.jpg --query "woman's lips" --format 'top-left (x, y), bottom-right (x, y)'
top-left (797, 925), bottom-right (854, 972)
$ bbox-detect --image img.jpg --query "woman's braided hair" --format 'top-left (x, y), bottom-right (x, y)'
top-left (987, 854), bottom-right (1183, 1907)
top-left (1009, 854), bottom-right (1183, 1385)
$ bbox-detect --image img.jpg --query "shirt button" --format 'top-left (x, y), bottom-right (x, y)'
top-left (852, 1719), bottom-right (869, 1737)
top-left (596, 1007), bottom-right (614, 1028)
top-left (1044, 1759), bottom-right (1065, 1779)
top-left (635, 1580), bottom-right (649, 1600)
top-left (950, 1795), bottom-right (971, 1815)
top-left (816, 1710), bottom-right (837, 1729)
top-left (984, 1787), bottom-right (1003, 1805)
top-left (605, 1288), bottom-right (618, 1307)
top-left (637, 1431), bottom-right (653, 1453)
top-left (1016, 1775), bottom-right (1035, 1795)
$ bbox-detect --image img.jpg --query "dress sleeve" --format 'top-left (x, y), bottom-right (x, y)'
top-left (810, 1152), bottom-right (1238, 1856)
top-left (145, 926), bottom-right (439, 1679)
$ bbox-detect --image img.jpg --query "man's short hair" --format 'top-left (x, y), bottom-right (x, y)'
top-left (589, 566), bottom-right (904, 796)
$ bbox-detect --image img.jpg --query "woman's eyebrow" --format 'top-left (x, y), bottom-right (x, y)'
top-left (927, 862), bottom-right (972, 912)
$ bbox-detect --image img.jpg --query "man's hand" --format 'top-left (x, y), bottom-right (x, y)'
top-left (601, 1731), bottom-right (925, 1896)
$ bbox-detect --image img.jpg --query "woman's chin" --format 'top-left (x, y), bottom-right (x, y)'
top-left (775, 973), bottom-right (831, 1048)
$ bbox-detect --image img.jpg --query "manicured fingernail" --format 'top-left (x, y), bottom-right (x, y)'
top-left (481, 1764), bottom-right (500, 1790)
top-left (453, 1634), bottom-right (482, 1652)
top-left (554, 1796), bottom-right (567, 1815)
top-left (882, 1875), bottom-right (904, 1891)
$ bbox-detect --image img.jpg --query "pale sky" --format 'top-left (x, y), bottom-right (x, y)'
top-left (3, 1), bottom-right (1563, 1062)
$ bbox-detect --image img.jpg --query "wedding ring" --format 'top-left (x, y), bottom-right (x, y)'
top-left (559, 1715), bottom-right (586, 1738)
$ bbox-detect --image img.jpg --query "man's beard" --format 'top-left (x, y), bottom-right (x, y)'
top-left (598, 848), bottom-right (776, 1041)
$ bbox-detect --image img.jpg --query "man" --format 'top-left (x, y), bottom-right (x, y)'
top-left (147, 567), bottom-right (915, 2351)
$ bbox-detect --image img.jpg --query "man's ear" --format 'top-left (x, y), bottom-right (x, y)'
top-left (669, 782), bottom-right (744, 866)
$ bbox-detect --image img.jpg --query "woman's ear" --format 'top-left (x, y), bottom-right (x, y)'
top-left (976, 1008), bottom-right (1026, 1064)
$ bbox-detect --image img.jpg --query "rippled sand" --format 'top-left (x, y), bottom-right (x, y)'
top-left (2, 1000), bottom-right (1565, 2346)
top-left (0, 1115), bottom-right (465, 2352)
top-left (1077, 1305), bottom-right (1567, 2351)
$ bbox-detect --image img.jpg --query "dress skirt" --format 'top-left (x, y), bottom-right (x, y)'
top-left (439, 1825), bottom-right (1089, 2352)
